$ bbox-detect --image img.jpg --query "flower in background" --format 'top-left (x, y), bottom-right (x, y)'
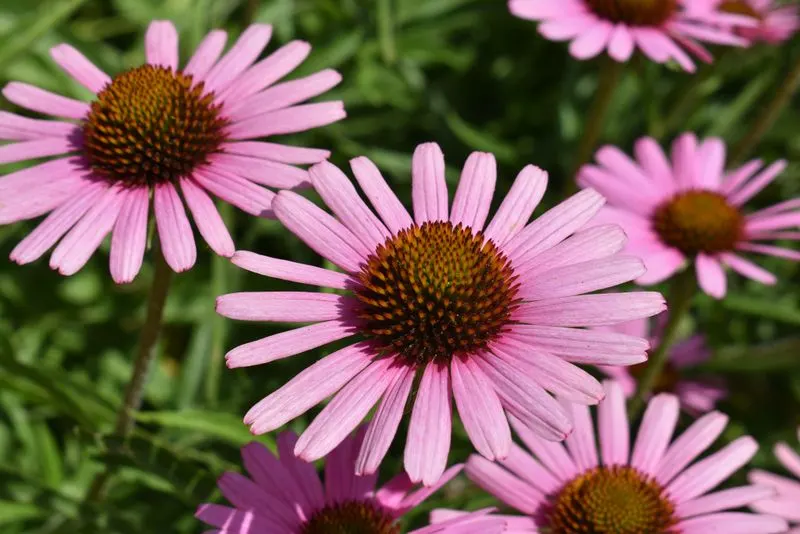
top-left (597, 314), bottom-right (726, 414)
top-left (463, 380), bottom-right (788, 533)
top-left (0, 20), bottom-right (344, 283)
top-left (196, 430), bottom-right (505, 533)
top-left (711, 0), bottom-right (800, 43)
top-left (508, 0), bottom-right (756, 72)
top-left (579, 134), bottom-right (800, 299)
top-left (218, 143), bottom-right (665, 485)
top-left (749, 427), bottom-right (800, 532)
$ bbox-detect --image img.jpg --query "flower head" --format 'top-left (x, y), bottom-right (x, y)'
top-left (195, 430), bottom-right (504, 533)
top-left (0, 20), bottom-right (344, 282)
top-left (464, 380), bottom-right (789, 533)
top-left (596, 314), bottom-right (726, 414)
top-left (579, 134), bottom-right (800, 299)
top-left (508, 0), bottom-right (756, 71)
top-left (707, 0), bottom-right (800, 43)
top-left (749, 427), bottom-right (800, 531)
top-left (218, 142), bottom-right (665, 485)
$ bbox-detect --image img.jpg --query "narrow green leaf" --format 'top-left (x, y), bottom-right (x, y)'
top-left (0, 501), bottom-right (44, 525)
top-left (723, 295), bottom-right (800, 325)
top-left (703, 338), bottom-right (800, 372)
top-left (135, 410), bottom-right (273, 449)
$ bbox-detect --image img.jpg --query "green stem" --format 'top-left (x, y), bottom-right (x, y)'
top-left (732, 52), bottom-right (800, 164)
top-left (630, 268), bottom-right (697, 417)
top-left (86, 248), bottom-right (173, 501)
top-left (565, 57), bottom-right (624, 196)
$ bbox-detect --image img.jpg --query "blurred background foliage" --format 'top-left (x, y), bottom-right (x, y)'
top-left (0, 0), bottom-right (799, 532)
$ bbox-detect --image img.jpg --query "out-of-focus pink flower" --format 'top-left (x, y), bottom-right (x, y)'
top-left (462, 380), bottom-right (788, 533)
top-left (218, 142), bottom-right (666, 485)
top-left (749, 427), bottom-right (800, 533)
top-left (596, 314), bottom-right (726, 414)
top-left (197, 430), bottom-right (505, 533)
top-left (508, 0), bottom-right (756, 72)
top-left (705, 0), bottom-right (800, 44)
top-left (579, 133), bottom-right (800, 299)
top-left (0, 20), bottom-right (344, 282)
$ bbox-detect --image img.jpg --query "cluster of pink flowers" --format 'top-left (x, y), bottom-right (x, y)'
top-left (1, 7), bottom-right (798, 533)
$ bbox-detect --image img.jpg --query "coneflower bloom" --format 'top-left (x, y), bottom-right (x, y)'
top-left (0, 20), bottom-right (344, 283)
top-left (596, 314), bottom-right (726, 414)
top-left (749, 427), bottom-right (800, 532)
top-left (579, 134), bottom-right (800, 299)
top-left (196, 430), bottom-right (505, 533)
top-left (464, 380), bottom-right (789, 533)
top-left (707, 0), bottom-right (800, 43)
top-left (508, 0), bottom-right (755, 71)
top-left (217, 143), bottom-right (665, 485)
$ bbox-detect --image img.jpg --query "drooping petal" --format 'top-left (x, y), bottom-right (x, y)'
top-left (154, 182), bottom-right (196, 272)
top-left (110, 186), bottom-right (149, 284)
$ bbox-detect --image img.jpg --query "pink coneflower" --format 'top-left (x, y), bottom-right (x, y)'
top-left (749, 427), bottom-right (800, 532)
top-left (508, 0), bottom-right (755, 71)
top-left (708, 0), bottom-right (800, 43)
top-left (463, 380), bottom-right (789, 533)
top-left (579, 134), bottom-right (800, 299)
top-left (196, 430), bottom-right (505, 533)
top-left (217, 142), bottom-right (666, 485)
top-left (0, 20), bottom-right (344, 283)
top-left (596, 314), bottom-right (726, 414)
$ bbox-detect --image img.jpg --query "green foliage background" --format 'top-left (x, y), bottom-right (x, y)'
top-left (0, 0), bottom-right (799, 532)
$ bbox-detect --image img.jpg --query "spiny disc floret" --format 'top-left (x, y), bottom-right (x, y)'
top-left (585, 0), bottom-right (678, 25)
top-left (546, 465), bottom-right (677, 533)
top-left (354, 221), bottom-right (520, 366)
top-left (653, 190), bottom-right (744, 256)
top-left (82, 64), bottom-right (228, 186)
top-left (301, 500), bottom-right (400, 534)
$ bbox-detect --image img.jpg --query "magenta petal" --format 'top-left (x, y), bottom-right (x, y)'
top-left (184, 30), bottom-right (227, 81)
top-left (656, 411), bottom-right (729, 485)
top-left (0, 138), bottom-right (75, 165)
top-left (193, 166), bottom-right (274, 217)
top-left (499, 443), bottom-right (562, 494)
top-left (110, 187), bottom-right (149, 284)
top-left (49, 44), bottom-right (110, 94)
top-left (2, 82), bottom-right (89, 119)
top-left (484, 164), bottom-right (548, 246)
top-left (154, 182), bottom-right (196, 273)
top-left (563, 401), bottom-right (599, 472)
top-left (210, 152), bottom-right (310, 189)
top-left (180, 178), bottom-right (234, 258)
top-left (0, 111), bottom-right (78, 141)
top-left (412, 142), bottom-right (449, 224)
top-left (721, 253), bottom-right (777, 286)
top-left (508, 324), bottom-right (648, 366)
top-left (219, 40), bottom-right (312, 103)
top-left (203, 24), bottom-right (273, 94)
top-left (240, 442), bottom-right (314, 520)
top-left (226, 101), bottom-right (346, 140)
top-left (598, 380), bottom-right (629, 466)
top-left (216, 291), bottom-right (349, 322)
top-left (404, 362), bottom-right (452, 486)
top-left (695, 253), bottom-right (726, 299)
top-left (677, 485), bottom-right (776, 520)
top-left (465, 454), bottom-right (543, 515)
top-left (145, 20), bottom-right (179, 70)
top-left (631, 393), bottom-right (679, 475)
top-left (349, 156), bottom-right (414, 234)
top-left (450, 152), bottom-right (497, 233)
top-left (675, 512), bottom-right (788, 534)
top-left (520, 255), bottom-right (645, 299)
top-left (230, 250), bottom-right (351, 289)
top-left (515, 292), bottom-right (666, 327)
top-left (221, 141), bottom-right (330, 165)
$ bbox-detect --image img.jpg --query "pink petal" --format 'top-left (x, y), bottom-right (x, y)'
top-left (184, 30), bottom-right (227, 80)
top-left (49, 184), bottom-right (125, 276)
top-left (520, 255), bottom-right (645, 299)
top-left (0, 138), bottom-right (75, 165)
top-left (215, 291), bottom-right (349, 322)
top-left (598, 380), bottom-right (629, 466)
top-left (10, 181), bottom-right (107, 265)
top-left (509, 415), bottom-right (578, 481)
top-left (272, 190), bottom-right (370, 273)
top-left (465, 455), bottom-right (543, 515)
top-left (225, 319), bottom-right (355, 368)
top-left (634, 136), bottom-right (675, 193)
top-left (721, 253), bottom-right (777, 285)
top-left (450, 152), bottom-right (496, 232)
top-left (180, 178), bottom-right (234, 258)
top-left (296, 357), bottom-right (400, 461)
top-left (356, 365), bottom-right (415, 475)
top-left (324, 432), bottom-right (372, 504)
top-left (569, 20), bottom-right (613, 59)
top-left (276, 431), bottom-right (325, 510)
top-left (631, 393), bottom-right (680, 475)
top-left (412, 142), bottom-right (449, 224)
top-left (220, 141), bottom-right (329, 165)
top-left (240, 442), bottom-right (314, 520)
top-left (209, 153), bottom-right (309, 189)
top-left (349, 156), bottom-right (414, 234)
top-left (0, 111), bottom-right (78, 141)
top-left (2, 82), bottom-right (89, 119)
top-left (309, 160), bottom-right (390, 251)
top-left (484, 164), bottom-right (548, 246)
top-left (677, 485), bottom-right (776, 519)
top-left (396, 464), bottom-right (463, 514)
top-left (216, 472), bottom-right (299, 529)
top-left (656, 411), bottom-right (729, 485)
top-left (509, 0), bottom-right (585, 20)
top-left (671, 133), bottom-right (699, 191)
top-left (539, 14), bottom-right (599, 41)
top-left (49, 44), bottom-right (110, 93)
top-left (451, 355), bottom-right (511, 461)
top-left (695, 253), bottom-right (726, 299)
top-left (608, 24), bottom-right (635, 62)
top-left (728, 160), bottom-right (788, 206)
top-left (226, 101), bottom-right (346, 140)
top-left (203, 24), bottom-right (273, 94)
top-left (721, 159), bottom-right (764, 195)
top-left (145, 20), bottom-right (178, 70)
top-left (195, 504), bottom-right (282, 532)
top-left (499, 443), bottom-right (562, 494)
top-left (515, 292), bottom-right (666, 326)
top-left (404, 362), bottom-right (452, 486)
top-left (676, 512), bottom-right (788, 534)
top-left (694, 137), bottom-right (726, 190)
top-left (563, 401), bottom-right (599, 472)
top-left (110, 187), bottom-right (149, 284)
top-left (775, 441), bottom-right (800, 479)
top-left (746, 212), bottom-right (800, 233)
top-left (230, 250), bottom-right (351, 289)
top-left (243, 342), bottom-right (374, 434)
top-left (636, 245), bottom-right (686, 285)
top-left (154, 182), bottom-right (196, 272)
top-left (192, 166), bottom-right (274, 217)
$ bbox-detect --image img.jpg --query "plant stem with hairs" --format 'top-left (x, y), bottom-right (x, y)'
top-left (630, 267), bottom-right (697, 417)
top-left (566, 57), bottom-right (624, 196)
top-left (732, 52), bottom-right (800, 163)
top-left (86, 246), bottom-right (174, 501)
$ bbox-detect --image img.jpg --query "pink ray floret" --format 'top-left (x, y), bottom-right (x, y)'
top-left (509, 0), bottom-right (757, 72)
top-left (698, 0), bottom-right (800, 44)
top-left (459, 380), bottom-right (788, 533)
top-left (0, 20), bottom-right (345, 283)
top-left (596, 313), bottom-right (726, 414)
top-left (195, 429), bottom-right (505, 533)
top-left (749, 427), bottom-right (800, 533)
top-left (579, 133), bottom-right (800, 299)
top-left (218, 142), bottom-right (666, 485)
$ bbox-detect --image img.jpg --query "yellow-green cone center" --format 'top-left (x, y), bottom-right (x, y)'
top-left (653, 190), bottom-right (744, 256)
top-left (718, 0), bottom-right (762, 20)
top-left (82, 64), bottom-right (228, 186)
top-left (547, 465), bottom-right (677, 533)
top-left (354, 221), bottom-right (520, 366)
top-left (585, 0), bottom-right (678, 25)
top-left (301, 500), bottom-right (400, 534)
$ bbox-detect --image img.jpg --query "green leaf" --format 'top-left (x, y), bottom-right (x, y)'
top-left (135, 410), bottom-right (273, 449)
top-left (703, 338), bottom-right (800, 372)
top-left (723, 295), bottom-right (800, 325)
top-left (0, 501), bottom-right (44, 525)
